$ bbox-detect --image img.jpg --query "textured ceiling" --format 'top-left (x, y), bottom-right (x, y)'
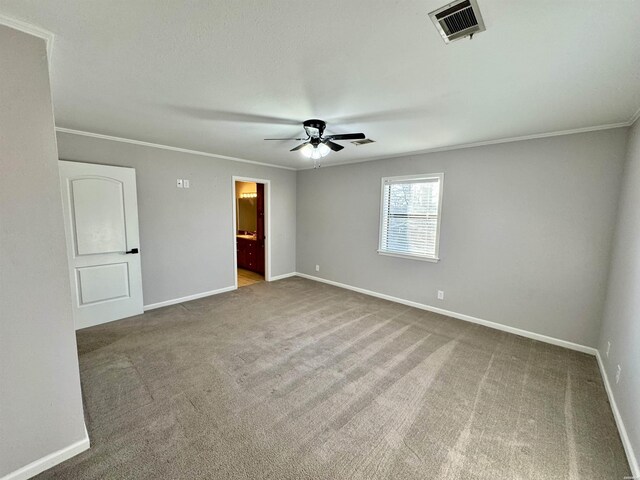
top-left (1, 0), bottom-right (639, 169)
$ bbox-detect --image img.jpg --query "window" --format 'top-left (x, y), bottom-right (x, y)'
top-left (378, 173), bottom-right (444, 262)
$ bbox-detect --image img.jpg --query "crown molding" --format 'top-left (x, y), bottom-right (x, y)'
top-left (55, 127), bottom-right (296, 171)
top-left (300, 120), bottom-right (634, 171)
top-left (0, 14), bottom-right (54, 65)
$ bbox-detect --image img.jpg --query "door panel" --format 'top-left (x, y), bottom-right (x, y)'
top-left (77, 263), bottom-right (130, 305)
top-left (71, 178), bottom-right (126, 255)
top-left (59, 161), bottom-right (143, 329)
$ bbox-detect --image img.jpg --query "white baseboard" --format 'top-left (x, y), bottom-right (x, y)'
top-left (596, 352), bottom-right (639, 478)
top-left (294, 273), bottom-right (597, 356)
top-left (143, 285), bottom-right (236, 311)
top-left (143, 273), bottom-right (297, 310)
top-left (269, 272), bottom-right (297, 281)
top-left (1, 423), bottom-right (90, 480)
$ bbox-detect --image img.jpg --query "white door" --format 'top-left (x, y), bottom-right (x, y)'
top-left (59, 161), bottom-right (143, 329)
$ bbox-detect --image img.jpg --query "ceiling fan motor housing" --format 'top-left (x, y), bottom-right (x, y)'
top-left (303, 119), bottom-right (326, 139)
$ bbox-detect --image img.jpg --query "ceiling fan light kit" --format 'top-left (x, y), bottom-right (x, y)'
top-left (301, 142), bottom-right (330, 160)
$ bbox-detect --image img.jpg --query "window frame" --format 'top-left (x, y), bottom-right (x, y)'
top-left (377, 172), bottom-right (444, 263)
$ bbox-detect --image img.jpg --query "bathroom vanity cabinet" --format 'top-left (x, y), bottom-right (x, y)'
top-left (236, 236), bottom-right (263, 274)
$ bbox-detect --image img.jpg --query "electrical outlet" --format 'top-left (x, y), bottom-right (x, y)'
top-left (616, 365), bottom-right (622, 384)
top-left (315, 265), bottom-right (320, 272)
top-left (437, 290), bottom-right (444, 300)
top-left (183, 179), bottom-right (190, 188)
top-left (176, 179), bottom-right (183, 188)
top-left (606, 341), bottom-right (611, 358)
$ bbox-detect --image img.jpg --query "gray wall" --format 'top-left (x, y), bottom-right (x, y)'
top-left (56, 133), bottom-right (297, 307)
top-left (297, 129), bottom-right (628, 347)
top-left (0, 26), bottom-right (86, 476)
top-left (599, 119), bottom-right (640, 469)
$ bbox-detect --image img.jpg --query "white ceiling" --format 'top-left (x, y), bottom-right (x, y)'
top-left (1, 0), bottom-right (639, 169)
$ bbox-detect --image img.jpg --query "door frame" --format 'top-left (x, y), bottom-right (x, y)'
top-left (231, 176), bottom-right (271, 288)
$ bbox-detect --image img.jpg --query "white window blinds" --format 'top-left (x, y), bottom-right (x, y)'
top-left (379, 174), bottom-right (444, 261)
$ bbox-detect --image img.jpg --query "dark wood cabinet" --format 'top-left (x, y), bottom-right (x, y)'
top-left (237, 237), bottom-right (260, 272)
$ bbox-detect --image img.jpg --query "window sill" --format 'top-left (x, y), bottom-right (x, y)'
top-left (377, 250), bottom-right (440, 263)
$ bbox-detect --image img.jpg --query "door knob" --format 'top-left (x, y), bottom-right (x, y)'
top-left (125, 248), bottom-right (139, 254)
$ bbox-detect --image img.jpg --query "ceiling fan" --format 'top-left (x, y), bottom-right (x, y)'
top-left (264, 119), bottom-right (365, 160)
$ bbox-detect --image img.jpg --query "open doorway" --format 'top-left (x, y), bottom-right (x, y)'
top-left (233, 178), bottom-right (269, 288)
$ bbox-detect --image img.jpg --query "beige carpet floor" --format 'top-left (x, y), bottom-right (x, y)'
top-left (38, 277), bottom-right (630, 479)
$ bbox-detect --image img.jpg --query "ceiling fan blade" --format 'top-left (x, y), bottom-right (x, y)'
top-left (322, 139), bottom-right (344, 152)
top-left (325, 133), bottom-right (366, 141)
top-left (290, 142), bottom-right (309, 152)
top-left (168, 106), bottom-right (300, 126)
top-left (264, 137), bottom-right (305, 141)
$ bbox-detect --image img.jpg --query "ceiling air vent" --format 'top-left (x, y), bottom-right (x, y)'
top-left (351, 139), bottom-right (375, 146)
top-left (429, 0), bottom-right (485, 44)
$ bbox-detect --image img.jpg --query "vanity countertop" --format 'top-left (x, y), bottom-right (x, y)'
top-left (237, 234), bottom-right (257, 240)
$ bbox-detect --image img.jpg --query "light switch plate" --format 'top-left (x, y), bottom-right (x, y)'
top-left (177, 179), bottom-right (183, 188)
top-left (184, 179), bottom-right (190, 188)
